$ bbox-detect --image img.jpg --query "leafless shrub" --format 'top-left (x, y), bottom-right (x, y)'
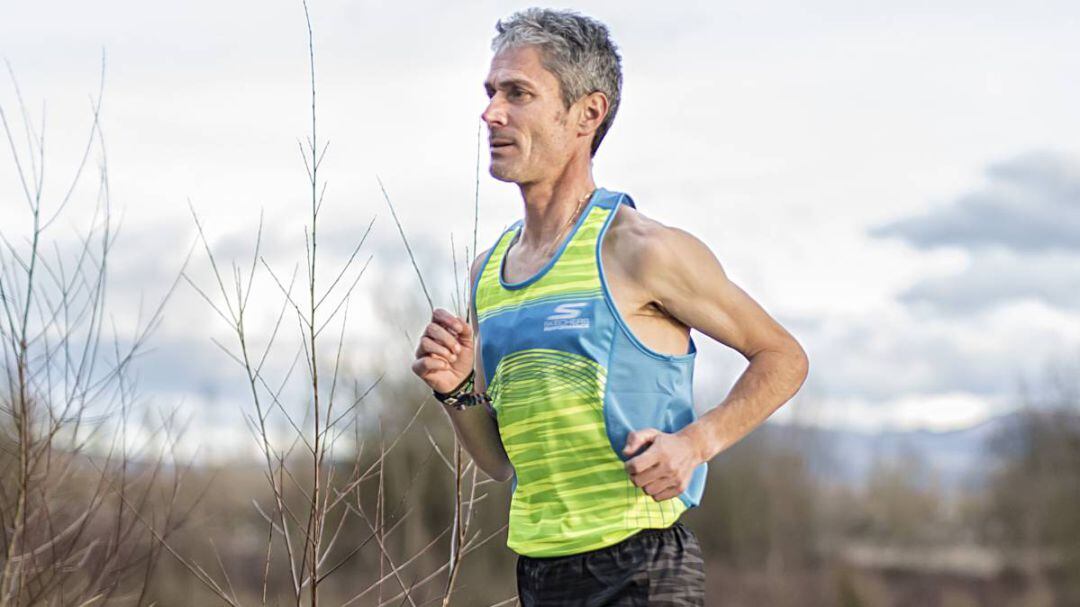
top-left (178, 3), bottom-right (511, 605)
top-left (0, 57), bottom-right (191, 606)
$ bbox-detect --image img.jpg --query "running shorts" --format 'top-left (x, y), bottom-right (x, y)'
top-left (515, 521), bottom-right (706, 606)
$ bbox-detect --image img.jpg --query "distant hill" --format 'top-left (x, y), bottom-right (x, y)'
top-left (756, 412), bottom-right (1026, 492)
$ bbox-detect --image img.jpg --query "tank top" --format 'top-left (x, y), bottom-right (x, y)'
top-left (471, 187), bottom-right (708, 558)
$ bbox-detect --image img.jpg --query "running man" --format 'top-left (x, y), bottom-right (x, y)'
top-left (412, 8), bottom-right (809, 605)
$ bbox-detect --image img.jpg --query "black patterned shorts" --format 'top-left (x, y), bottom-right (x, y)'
top-left (515, 521), bottom-right (706, 606)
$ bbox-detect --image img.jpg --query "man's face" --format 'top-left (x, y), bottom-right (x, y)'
top-left (482, 45), bottom-right (579, 184)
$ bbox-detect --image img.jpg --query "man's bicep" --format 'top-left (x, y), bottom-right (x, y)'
top-left (651, 228), bottom-right (796, 360)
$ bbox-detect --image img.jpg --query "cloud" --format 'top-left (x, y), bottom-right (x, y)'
top-left (771, 390), bottom-right (1002, 433)
top-left (867, 151), bottom-right (1080, 315)
top-left (898, 248), bottom-right (1080, 313)
top-left (870, 151), bottom-right (1080, 253)
top-left (817, 151), bottom-right (1080, 428)
top-left (797, 301), bottom-right (1080, 404)
top-left (7, 0), bottom-right (1080, 439)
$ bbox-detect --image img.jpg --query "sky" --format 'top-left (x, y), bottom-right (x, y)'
top-left (3, 0), bottom-right (1079, 454)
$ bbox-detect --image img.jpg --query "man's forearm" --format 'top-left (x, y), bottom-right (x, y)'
top-left (440, 402), bottom-right (514, 481)
top-left (677, 346), bottom-right (809, 464)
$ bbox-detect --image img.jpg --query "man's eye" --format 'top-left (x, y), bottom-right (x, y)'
top-left (509, 89), bottom-right (528, 100)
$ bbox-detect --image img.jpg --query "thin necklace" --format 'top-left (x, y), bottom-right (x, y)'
top-left (516, 189), bottom-right (594, 261)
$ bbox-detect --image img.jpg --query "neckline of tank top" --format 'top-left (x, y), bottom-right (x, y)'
top-left (498, 187), bottom-right (607, 291)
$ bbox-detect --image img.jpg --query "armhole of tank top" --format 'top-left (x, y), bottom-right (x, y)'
top-left (470, 223), bottom-right (518, 319)
top-left (596, 196), bottom-right (696, 363)
top-left (471, 223), bottom-right (521, 419)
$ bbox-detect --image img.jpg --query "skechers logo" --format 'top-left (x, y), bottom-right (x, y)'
top-left (544, 302), bottom-right (591, 331)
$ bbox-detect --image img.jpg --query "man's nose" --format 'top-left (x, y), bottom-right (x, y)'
top-left (481, 96), bottom-right (507, 128)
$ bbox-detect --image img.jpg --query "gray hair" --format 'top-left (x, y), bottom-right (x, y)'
top-left (492, 8), bottom-right (623, 157)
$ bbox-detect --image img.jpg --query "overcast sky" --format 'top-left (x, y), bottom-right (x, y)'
top-left (3, 0), bottom-right (1079, 453)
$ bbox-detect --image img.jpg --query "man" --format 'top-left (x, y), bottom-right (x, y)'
top-left (411, 8), bottom-right (809, 606)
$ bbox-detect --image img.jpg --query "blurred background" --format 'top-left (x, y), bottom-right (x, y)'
top-left (2, 1), bottom-right (1078, 605)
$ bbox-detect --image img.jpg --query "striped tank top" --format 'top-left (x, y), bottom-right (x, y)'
top-left (471, 187), bottom-right (708, 558)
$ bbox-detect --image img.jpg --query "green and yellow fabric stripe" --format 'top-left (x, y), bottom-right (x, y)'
top-left (490, 349), bottom-right (686, 557)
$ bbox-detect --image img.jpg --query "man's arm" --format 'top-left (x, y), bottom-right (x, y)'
top-left (411, 250), bottom-right (514, 482)
top-left (621, 222), bottom-right (810, 501)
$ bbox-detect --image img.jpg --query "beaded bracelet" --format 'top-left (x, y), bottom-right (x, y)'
top-left (433, 371), bottom-right (491, 411)
top-left (443, 391), bottom-right (492, 412)
top-left (433, 370), bottom-right (474, 402)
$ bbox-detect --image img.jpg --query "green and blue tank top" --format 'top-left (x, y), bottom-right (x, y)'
top-left (471, 187), bottom-right (708, 558)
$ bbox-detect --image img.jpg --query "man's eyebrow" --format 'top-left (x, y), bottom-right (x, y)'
top-left (484, 77), bottom-right (535, 91)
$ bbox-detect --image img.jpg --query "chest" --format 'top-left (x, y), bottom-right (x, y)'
top-left (501, 236), bottom-right (650, 321)
top-left (499, 237), bottom-right (686, 358)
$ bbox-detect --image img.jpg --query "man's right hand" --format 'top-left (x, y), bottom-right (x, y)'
top-left (412, 307), bottom-right (476, 394)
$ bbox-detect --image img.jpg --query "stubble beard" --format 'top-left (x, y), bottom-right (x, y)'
top-left (489, 163), bottom-right (517, 183)
top-left (489, 154), bottom-right (530, 184)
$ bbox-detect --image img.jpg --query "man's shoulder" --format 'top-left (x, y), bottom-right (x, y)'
top-left (605, 201), bottom-right (696, 271)
top-left (469, 246), bottom-right (495, 287)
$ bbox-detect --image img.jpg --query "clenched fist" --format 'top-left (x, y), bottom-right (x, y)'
top-left (411, 307), bottom-right (475, 394)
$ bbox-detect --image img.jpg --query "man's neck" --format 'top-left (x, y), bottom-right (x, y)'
top-left (516, 160), bottom-right (596, 251)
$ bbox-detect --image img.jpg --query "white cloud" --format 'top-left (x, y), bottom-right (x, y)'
top-left (772, 391), bottom-right (1007, 433)
top-left (900, 247), bottom-right (1080, 313)
top-left (871, 151), bottom-right (1080, 253)
top-left (4, 0), bottom-right (1080, 436)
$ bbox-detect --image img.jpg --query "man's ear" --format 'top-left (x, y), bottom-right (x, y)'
top-left (577, 91), bottom-right (610, 138)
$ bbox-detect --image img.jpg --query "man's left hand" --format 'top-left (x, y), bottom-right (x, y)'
top-left (622, 428), bottom-right (702, 502)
